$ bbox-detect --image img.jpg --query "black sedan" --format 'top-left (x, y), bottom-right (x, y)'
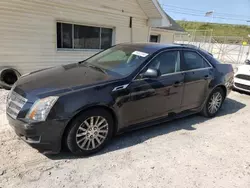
top-left (6, 43), bottom-right (234, 155)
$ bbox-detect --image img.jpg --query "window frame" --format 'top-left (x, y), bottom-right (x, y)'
top-left (56, 21), bottom-right (114, 51)
top-left (134, 49), bottom-right (182, 81)
top-left (182, 49), bottom-right (213, 72)
top-left (148, 50), bottom-right (181, 76)
top-left (133, 48), bottom-right (214, 81)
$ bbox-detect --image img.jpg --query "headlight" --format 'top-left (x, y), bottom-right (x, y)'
top-left (26, 96), bottom-right (59, 121)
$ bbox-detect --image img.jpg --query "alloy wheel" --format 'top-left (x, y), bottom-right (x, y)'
top-left (76, 116), bottom-right (109, 150)
top-left (208, 92), bottom-right (223, 114)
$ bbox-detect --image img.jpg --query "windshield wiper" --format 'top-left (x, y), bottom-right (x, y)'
top-left (88, 65), bottom-right (107, 74)
top-left (78, 60), bottom-right (86, 64)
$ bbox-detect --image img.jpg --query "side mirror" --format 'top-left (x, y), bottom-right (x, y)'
top-left (143, 68), bottom-right (160, 78)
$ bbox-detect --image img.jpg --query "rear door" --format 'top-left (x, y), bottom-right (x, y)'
top-left (181, 50), bottom-right (214, 110)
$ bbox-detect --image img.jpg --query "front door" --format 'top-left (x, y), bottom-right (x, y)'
top-left (181, 50), bottom-right (214, 110)
top-left (120, 50), bottom-right (185, 127)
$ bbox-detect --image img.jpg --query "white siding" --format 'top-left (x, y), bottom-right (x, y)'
top-left (133, 27), bottom-right (150, 43)
top-left (0, 0), bottom-right (149, 74)
top-left (137, 0), bottom-right (171, 27)
top-left (151, 30), bottom-right (175, 44)
top-left (137, 0), bottom-right (162, 18)
top-left (160, 32), bottom-right (174, 44)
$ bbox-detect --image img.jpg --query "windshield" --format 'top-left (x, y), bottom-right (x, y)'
top-left (84, 45), bottom-right (150, 76)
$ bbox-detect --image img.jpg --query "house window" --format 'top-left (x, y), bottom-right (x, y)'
top-left (57, 22), bottom-right (113, 50)
top-left (150, 35), bottom-right (160, 43)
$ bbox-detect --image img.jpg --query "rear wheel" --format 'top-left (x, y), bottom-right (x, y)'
top-left (201, 87), bottom-right (225, 117)
top-left (66, 109), bottom-right (114, 156)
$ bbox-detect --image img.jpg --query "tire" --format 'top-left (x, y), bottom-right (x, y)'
top-left (0, 68), bottom-right (20, 90)
top-left (66, 108), bottom-right (114, 156)
top-left (201, 87), bottom-right (225, 118)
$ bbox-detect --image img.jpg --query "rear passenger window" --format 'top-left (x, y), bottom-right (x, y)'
top-left (183, 51), bottom-right (210, 71)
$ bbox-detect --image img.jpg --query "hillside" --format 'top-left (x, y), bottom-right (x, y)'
top-left (177, 21), bottom-right (250, 41)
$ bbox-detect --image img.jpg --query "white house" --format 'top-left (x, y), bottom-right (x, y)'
top-left (0, 0), bottom-right (184, 88)
top-left (150, 13), bottom-right (185, 43)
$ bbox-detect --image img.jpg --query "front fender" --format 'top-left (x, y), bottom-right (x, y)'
top-left (55, 85), bottom-right (116, 121)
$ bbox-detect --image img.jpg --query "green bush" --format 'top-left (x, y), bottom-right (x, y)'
top-left (177, 21), bottom-right (250, 42)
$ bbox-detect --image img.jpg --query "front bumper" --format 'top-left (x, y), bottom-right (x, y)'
top-left (7, 114), bottom-right (66, 154)
top-left (234, 77), bottom-right (250, 93)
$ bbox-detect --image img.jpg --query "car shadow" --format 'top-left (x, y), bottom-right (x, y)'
top-left (233, 89), bottom-right (250, 96)
top-left (46, 98), bottom-right (246, 160)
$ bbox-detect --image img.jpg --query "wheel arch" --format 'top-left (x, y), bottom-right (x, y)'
top-left (212, 84), bottom-right (227, 98)
top-left (202, 84), bottom-right (227, 109)
top-left (61, 105), bottom-right (118, 149)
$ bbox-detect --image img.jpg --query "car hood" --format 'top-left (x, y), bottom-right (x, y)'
top-left (236, 65), bottom-right (250, 75)
top-left (14, 63), bottom-right (116, 98)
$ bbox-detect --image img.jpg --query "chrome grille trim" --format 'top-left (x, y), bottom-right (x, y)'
top-left (235, 83), bottom-right (250, 91)
top-left (6, 91), bottom-right (27, 119)
top-left (235, 74), bottom-right (250, 81)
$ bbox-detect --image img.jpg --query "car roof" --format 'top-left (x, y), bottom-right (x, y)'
top-left (115, 43), bottom-right (216, 65)
top-left (117, 43), bottom-right (198, 53)
top-left (119, 42), bottom-right (179, 49)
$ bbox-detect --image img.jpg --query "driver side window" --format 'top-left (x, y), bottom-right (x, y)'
top-left (149, 51), bottom-right (180, 75)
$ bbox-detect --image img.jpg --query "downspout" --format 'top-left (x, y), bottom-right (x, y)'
top-left (130, 17), bottom-right (133, 43)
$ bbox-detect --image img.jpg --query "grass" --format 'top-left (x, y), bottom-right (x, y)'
top-left (177, 21), bottom-right (250, 41)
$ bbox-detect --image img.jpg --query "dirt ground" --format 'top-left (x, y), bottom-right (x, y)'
top-left (0, 89), bottom-right (250, 188)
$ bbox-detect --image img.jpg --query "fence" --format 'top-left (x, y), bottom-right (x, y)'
top-left (174, 30), bottom-right (250, 64)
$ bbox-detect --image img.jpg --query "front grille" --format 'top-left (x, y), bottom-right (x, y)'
top-left (235, 74), bottom-right (250, 81)
top-left (6, 91), bottom-right (27, 119)
top-left (235, 83), bottom-right (250, 91)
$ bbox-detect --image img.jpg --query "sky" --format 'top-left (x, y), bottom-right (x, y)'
top-left (159, 0), bottom-right (250, 25)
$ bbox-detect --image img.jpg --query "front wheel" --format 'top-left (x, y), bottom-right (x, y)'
top-left (66, 109), bottom-right (114, 156)
top-left (201, 88), bottom-right (225, 117)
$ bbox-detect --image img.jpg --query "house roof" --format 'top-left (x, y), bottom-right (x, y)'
top-left (137, 0), bottom-right (171, 27)
top-left (156, 13), bottom-right (185, 32)
top-left (137, 0), bottom-right (185, 31)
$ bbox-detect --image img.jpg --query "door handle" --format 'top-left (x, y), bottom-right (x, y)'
top-left (173, 81), bottom-right (183, 87)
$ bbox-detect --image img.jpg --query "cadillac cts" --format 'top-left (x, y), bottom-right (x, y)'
top-left (6, 43), bottom-right (234, 155)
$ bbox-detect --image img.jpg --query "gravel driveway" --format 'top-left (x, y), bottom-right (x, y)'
top-left (0, 89), bottom-right (250, 188)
